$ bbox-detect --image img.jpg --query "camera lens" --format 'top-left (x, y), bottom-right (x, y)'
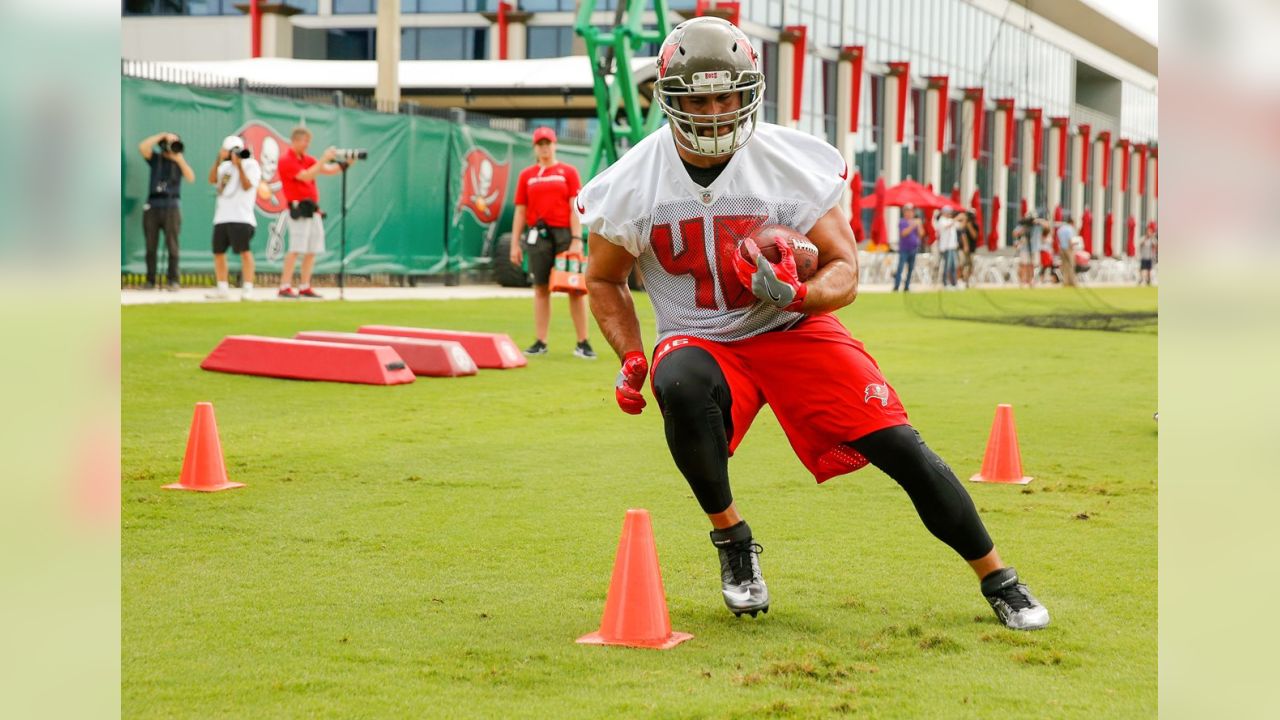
top-left (170, 140), bottom-right (184, 153)
top-left (236, 147), bottom-right (251, 159)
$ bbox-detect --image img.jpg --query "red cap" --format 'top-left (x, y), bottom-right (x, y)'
top-left (532, 126), bottom-right (557, 144)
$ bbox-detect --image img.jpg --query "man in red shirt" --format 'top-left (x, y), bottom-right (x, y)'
top-left (508, 127), bottom-right (594, 358)
top-left (276, 127), bottom-right (354, 299)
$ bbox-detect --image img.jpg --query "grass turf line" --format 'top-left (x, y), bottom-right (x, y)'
top-left (123, 287), bottom-right (1157, 719)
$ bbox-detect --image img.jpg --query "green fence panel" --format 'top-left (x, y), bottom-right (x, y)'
top-left (447, 122), bottom-right (594, 271)
top-left (123, 76), bottom-right (592, 277)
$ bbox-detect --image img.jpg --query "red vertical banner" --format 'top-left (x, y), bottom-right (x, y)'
top-left (1098, 131), bottom-right (1111, 188)
top-left (1117, 139), bottom-right (1131, 191)
top-left (962, 87), bottom-right (984, 160)
top-left (987, 195), bottom-right (1001, 250)
top-left (995, 98), bottom-right (1015, 166)
top-left (926, 76), bottom-right (949, 151)
top-left (1024, 109), bottom-right (1043, 173)
top-left (1137, 143), bottom-right (1149, 192)
top-left (1078, 124), bottom-right (1091, 184)
top-left (497, 1), bottom-right (510, 60)
top-left (696, 0), bottom-right (742, 25)
top-left (1050, 117), bottom-right (1069, 178)
top-left (250, 0), bottom-right (261, 58)
top-left (1152, 147), bottom-right (1158, 198)
top-left (888, 62), bottom-right (910, 143)
top-left (785, 26), bottom-right (808, 124)
top-left (843, 46), bottom-right (864, 133)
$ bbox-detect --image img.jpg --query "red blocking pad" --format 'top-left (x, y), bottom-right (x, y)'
top-left (357, 326), bottom-right (527, 369)
top-left (201, 335), bottom-right (416, 385)
top-left (294, 331), bottom-right (478, 377)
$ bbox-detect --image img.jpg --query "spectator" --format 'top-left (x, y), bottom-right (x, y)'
top-left (892, 203), bottom-right (923, 292)
top-left (956, 210), bottom-right (978, 288)
top-left (1034, 212), bottom-right (1056, 284)
top-left (1056, 212), bottom-right (1078, 287)
top-left (1013, 213), bottom-right (1051, 287)
top-left (1139, 222), bottom-right (1158, 285)
top-left (137, 131), bottom-right (195, 290)
top-left (509, 127), bottom-right (595, 359)
top-left (277, 127), bottom-right (354, 299)
top-left (206, 136), bottom-right (263, 301)
top-left (934, 206), bottom-right (959, 289)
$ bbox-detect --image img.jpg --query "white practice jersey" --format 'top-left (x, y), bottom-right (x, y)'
top-left (577, 122), bottom-right (846, 343)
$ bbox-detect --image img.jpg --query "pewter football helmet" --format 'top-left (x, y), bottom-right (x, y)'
top-left (654, 17), bottom-right (765, 158)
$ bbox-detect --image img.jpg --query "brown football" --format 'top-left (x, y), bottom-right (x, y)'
top-left (740, 224), bottom-right (821, 281)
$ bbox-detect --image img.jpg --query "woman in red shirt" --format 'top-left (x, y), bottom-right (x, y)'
top-left (508, 127), bottom-right (595, 359)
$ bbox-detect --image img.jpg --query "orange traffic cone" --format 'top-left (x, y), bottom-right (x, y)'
top-left (162, 402), bottom-right (245, 492)
top-left (577, 509), bottom-right (693, 650)
top-left (970, 403), bottom-right (1032, 484)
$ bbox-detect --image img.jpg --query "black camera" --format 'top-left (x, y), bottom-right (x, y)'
top-left (334, 148), bottom-right (368, 162)
top-left (158, 137), bottom-right (184, 154)
top-left (228, 146), bottom-right (251, 160)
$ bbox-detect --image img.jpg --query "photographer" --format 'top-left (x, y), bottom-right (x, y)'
top-left (205, 136), bottom-right (262, 301)
top-left (137, 131), bottom-right (195, 290)
top-left (276, 127), bottom-right (356, 299)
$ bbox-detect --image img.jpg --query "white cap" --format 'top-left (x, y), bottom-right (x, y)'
top-left (222, 135), bottom-right (245, 151)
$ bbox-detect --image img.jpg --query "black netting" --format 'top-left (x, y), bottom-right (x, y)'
top-left (903, 286), bottom-right (1157, 334)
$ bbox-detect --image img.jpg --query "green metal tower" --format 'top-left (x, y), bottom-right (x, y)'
top-left (573, 0), bottom-right (672, 177)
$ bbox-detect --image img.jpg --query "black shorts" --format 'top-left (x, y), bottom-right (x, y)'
top-left (525, 226), bottom-right (573, 286)
top-left (1140, 259), bottom-right (1153, 271)
top-left (212, 222), bottom-right (255, 255)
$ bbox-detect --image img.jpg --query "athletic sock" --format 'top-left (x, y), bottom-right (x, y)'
top-left (242, 282), bottom-right (254, 290)
top-left (216, 280), bottom-right (229, 291)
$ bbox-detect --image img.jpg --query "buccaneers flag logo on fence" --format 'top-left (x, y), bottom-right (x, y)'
top-left (458, 148), bottom-right (510, 225)
top-left (236, 121), bottom-right (290, 216)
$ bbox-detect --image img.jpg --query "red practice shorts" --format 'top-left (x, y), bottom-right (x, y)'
top-left (1039, 249), bottom-right (1054, 268)
top-left (651, 314), bottom-right (910, 483)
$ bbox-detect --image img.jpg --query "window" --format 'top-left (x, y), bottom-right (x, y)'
top-left (333, 0), bottom-right (374, 13)
top-left (327, 29), bottom-right (375, 60)
top-left (402, 28), bottom-right (487, 60)
top-left (125, 0), bottom-right (316, 14)
top-left (821, 59), bottom-right (838, 146)
top-left (761, 40), bottom-right (778, 125)
top-left (520, 0), bottom-right (577, 10)
top-left (404, 0), bottom-right (491, 10)
top-left (526, 26), bottom-right (574, 59)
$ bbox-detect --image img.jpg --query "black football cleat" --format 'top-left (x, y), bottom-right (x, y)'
top-left (981, 567), bottom-right (1050, 630)
top-left (710, 521), bottom-right (769, 617)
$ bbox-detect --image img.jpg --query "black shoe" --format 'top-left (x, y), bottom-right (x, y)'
top-left (981, 567), bottom-right (1050, 630)
top-left (573, 340), bottom-right (597, 360)
top-left (710, 521), bottom-right (769, 617)
top-left (523, 340), bottom-right (547, 356)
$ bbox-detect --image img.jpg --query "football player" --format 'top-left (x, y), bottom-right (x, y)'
top-left (578, 17), bottom-right (1049, 630)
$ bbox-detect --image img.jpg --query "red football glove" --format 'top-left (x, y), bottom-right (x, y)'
top-left (614, 351), bottom-right (648, 415)
top-left (733, 239), bottom-right (809, 312)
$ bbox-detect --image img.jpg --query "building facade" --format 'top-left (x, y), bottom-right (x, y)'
top-left (123, 0), bottom-right (1158, 252)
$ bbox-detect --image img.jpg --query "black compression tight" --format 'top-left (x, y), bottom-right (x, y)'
top-left (850, 425), bottom-right (995, 561)
top-left (652, 347), bottom-right (735, 515)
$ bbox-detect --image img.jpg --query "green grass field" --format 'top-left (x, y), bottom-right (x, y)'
top-left (122, 288), bottom-right (1157, 719)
